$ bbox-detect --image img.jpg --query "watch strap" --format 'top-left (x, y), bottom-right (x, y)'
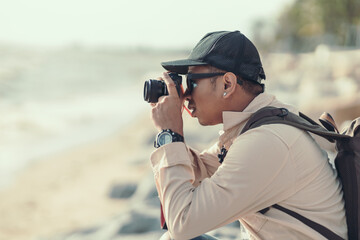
top-left (154, 129), bottom-right (184, 148)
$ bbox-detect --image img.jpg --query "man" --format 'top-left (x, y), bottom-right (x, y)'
top-left (150, 31), bottom-right (347, 239)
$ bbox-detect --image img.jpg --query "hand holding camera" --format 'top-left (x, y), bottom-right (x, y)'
top-left (147, 72), bottom-right (184, 136)
top-left (143, 72), bottom-right (182, 103)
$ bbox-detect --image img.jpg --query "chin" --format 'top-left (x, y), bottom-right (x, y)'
top-left (197, 118), bottom-right (218, 126)
top-left (198, 120), bottom-right (208, 126)
top-left (197, 118), bottom-right (207, 126)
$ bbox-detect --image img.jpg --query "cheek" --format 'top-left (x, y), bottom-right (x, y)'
top-left (193, 91), bottom-right (208, 107)
top-left (194, 85), bottom-right (218, 106)
top-left (196, 94), bottom-right (218, 116)
top-left (194, 84), bottom-right (214, 99)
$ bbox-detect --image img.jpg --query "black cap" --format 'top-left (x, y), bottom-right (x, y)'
top-left (161, 31), bottom-right (266, 83)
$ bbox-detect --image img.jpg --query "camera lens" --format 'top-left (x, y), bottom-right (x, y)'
top-left (143, 81), bottom-right (150, 102)
top-left (143, 79), bottom-right (166, 103)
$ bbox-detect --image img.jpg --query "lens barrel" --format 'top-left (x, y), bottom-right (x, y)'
top-left (143, 73), bottom-right (182, 103)
top-left (143, 79), bottom-right (167, 103)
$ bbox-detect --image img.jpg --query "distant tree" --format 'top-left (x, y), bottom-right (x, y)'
top-left (273, 0), bottom-right (360, 52)
top-left (252, 19), bottom-right (277, 53)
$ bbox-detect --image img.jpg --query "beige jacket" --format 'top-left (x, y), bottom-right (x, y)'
top-left (150, 93), bottom-right (347, 240)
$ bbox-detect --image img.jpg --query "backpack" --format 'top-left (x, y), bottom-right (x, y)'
top-left (240, 106), bottom-right (360, 240)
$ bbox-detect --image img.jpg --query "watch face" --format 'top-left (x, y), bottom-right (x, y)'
top-left (159, 132), bottom-right (172, 146)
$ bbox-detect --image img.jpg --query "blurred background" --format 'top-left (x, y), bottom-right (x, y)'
top-left (0, 0), bottom-right (359, 240)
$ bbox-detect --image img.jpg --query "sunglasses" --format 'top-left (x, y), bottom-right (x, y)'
top-left (186, 72), bottom-right (225, 93)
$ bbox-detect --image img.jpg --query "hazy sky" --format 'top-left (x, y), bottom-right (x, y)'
top-left (0, 0), bottom-right (293, 48)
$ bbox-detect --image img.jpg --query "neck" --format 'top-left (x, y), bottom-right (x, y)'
top-left (224, 89), bottom-right (257, 113)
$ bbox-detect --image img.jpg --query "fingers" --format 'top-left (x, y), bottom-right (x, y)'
top-left (149, 72), bottom-right (180, 108)
top-left (149, 74), bottom-right (184, 134)
top-left (162, 72), bottom-right (179, 97)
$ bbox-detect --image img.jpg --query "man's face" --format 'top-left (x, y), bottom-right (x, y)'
top-left (184, 66), bottom-right (225, 126)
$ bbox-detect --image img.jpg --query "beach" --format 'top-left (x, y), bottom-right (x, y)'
top-left (0, 109), bottom-right (223, 240)
top-left (0, 111), bottom-right (154, 240)
top-left (0, 46), bottom-right (186, 240)
top-left (0, 45), bottom-right (359, 240)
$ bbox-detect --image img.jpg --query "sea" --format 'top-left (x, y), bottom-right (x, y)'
top-left (0, 44), bottom-right (187, 188)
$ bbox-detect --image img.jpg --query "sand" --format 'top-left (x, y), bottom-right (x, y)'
top-left (0, 112), bottom-right (157, 240)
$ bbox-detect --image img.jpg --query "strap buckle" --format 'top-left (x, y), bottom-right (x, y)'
top-left (277, 108), bottom-right (289, 117)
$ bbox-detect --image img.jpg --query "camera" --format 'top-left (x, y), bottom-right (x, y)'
top-left (143, 73), bottom-right (182, 103)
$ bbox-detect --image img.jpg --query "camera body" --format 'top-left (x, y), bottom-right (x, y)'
top-left (143, 73), bottom-right (182, 103)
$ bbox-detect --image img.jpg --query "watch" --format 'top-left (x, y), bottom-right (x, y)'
top-left (154, 129), bottom-right (184, 148)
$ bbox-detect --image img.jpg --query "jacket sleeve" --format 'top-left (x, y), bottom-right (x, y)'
top-left (150, 127), bottom-right (297, 239)
top-left (187, 142), bottom-right (221, 186)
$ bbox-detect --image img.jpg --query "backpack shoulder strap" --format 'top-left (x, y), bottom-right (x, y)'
top-left (241, 107), bottom-right (350, 143)
top-left (272, 204), bottom-right (344, 240)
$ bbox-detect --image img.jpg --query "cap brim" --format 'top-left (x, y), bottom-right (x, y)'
top-left (161, 59), bottom-right (207, 74)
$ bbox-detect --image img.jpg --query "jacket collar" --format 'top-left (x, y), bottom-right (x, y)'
top-left (219, 93), bottom-right (298, 144)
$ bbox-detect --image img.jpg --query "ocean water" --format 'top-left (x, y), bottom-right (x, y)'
top-left (0, 45), bottom-right (185, 188)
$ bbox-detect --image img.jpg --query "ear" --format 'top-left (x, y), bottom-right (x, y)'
top-left (222, 72), bottom-right (237, 98)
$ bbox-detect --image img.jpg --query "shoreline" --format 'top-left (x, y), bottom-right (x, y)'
top-left (0, 86), bottom-right (147, 190)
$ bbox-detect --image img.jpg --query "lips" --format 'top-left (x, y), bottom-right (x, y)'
top-left (187, 104), bottom-right (196, 118)
top-left (191, 109), bottom-right (196, 117)
top-left (186, 101), bottom-right (197, 117)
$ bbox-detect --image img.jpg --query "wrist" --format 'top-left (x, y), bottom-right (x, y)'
top-left (154, 129), bottom-right (184, 148)
top-left (172, 128), bottom-right (184, 137)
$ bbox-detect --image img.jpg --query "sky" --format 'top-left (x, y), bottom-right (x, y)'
top-left (0, 0), bottom-right (293, 48)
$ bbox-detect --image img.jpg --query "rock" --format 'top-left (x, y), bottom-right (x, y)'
top-left (208, 226), bottom-right (241, 240)
top-left (108, 182), bottom-right (137, 199)
top-left (43, 208), bottom-right (161, 240)
top-left (226, 221), bottom-right (241, 228)
top-left (117, 210), bottom-right (160, 234)
top-left (112, 231), bottom-right (164, 240)
top-left (131, 172), bottom-right (159, 207)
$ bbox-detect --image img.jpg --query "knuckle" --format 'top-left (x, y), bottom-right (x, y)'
top-left (167, 82), bottom-right (176, 88)
top-left (163, 96), bottom-right (174, 104)
top-left (158, 96), bottom-right (165, 103)
top-left (152, 104), bottom-right (159, 112)
top-left (162, 97), bottom-right (169, 103)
